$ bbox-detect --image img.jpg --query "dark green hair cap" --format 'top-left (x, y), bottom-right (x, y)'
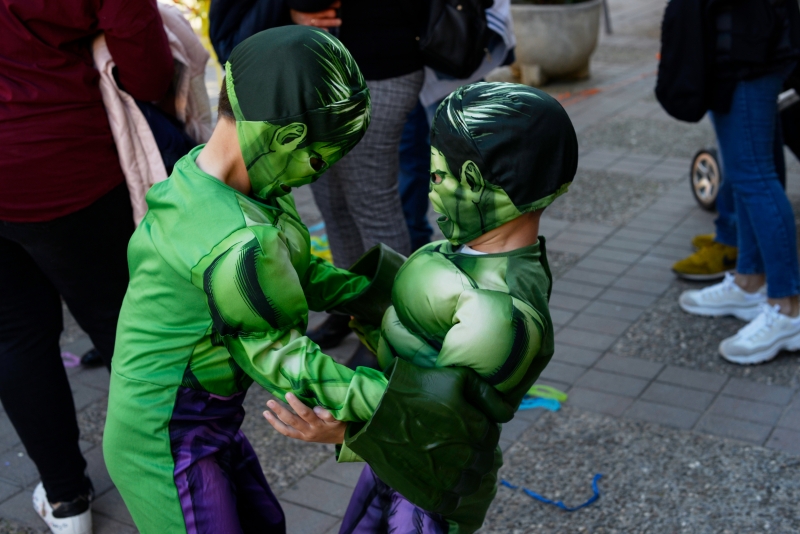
top-left (431, 82), bottom-right (578, 213)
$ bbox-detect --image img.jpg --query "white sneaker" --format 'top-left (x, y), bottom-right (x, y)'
top-left (33, 482), bottom-right (93, 534)
top-left (679, 273), bottom-right (766, 321)
top-left (719, 304), bottom-right (800, 365)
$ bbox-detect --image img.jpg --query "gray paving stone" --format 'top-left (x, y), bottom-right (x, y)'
top-left (574, 258), bottom-right (629, 275)
top-left (552, 280), bottom-right (605, 299)
top-left (624, 263), bottom-right (677, 282)
top-left (595, 354), bottom-right (664, 379)
top-left (721, 378), bottom-right (795, 406)
top-left (633, 210), bottom-right (684, 224)
top-left (639, 382), bottom-right (715, 411)
top-left (567, 387), bottom-right (633, 417)
top-left (281, 476), bottom-right (353, 517)
top-left (625, 400), bottom-right (702, 429)
top-left (649, 243), bottom-right (693, 261)
top-left (93, 488), bottom-right (135, 527)
top-left (695, 415), bottom-right (773, 445)
top-left (613, 228), bottom-right (665, 244)
top-left (598, 288), bottom-right (658, 308)
top-left (566, 222), bottom-right (617, 236)
top-left (777, 401), bottom-right (800, 431)
top-left (548, 292), bottom-right (591, 312)
top-left (0, 415), bottom-right (20, 455)
top-left (309, 457), bottom-right (365, 489)
top-left (637, 253), bottom-right (679, 269)
top-left (624, 218), bottom-right (671, 234)
top-left (549, 308), bottom-right (575, 327)
top-left (575, 369), bottom-right (649, 397)
top-left (611, 276), bottom-right (672, 296)
top-left (70, 381), bottom-right (108, 412)
top-left (500, 416), bottom-right (535, 442)
top-left (587, 248), bottom-right (642, 264)
top-left (539, 361), bottom-right (586, 385)
top-left (94, 514), bottom-right (138, 534)
top-left (545, 240), bottom-right (593, 257)
top-left (498, 438), bottom-right (515, 453)
top-left (551, 345), bottom-right (602, 367)
top-left (568, 313), bottom-right (632, 336)
top-left (0, 479), bottom-right (20, 503)
top-left (512, 404), bottom-right (548, 424)
top-left (709, 396), bottom-right (784, 425)
top-left (70, 366), bottom-right (111, 393)
top-left (656, 366), bottom-right (728, 393)
top-left (0, 490), bottom-right (45, 530)
top-left (324, 520), bottom-right (343, 534)
top-left (561, 268), bottom-right (618, 287)
top-left (554, 230), bottom-right (604, 246)
top-left (555, 328), bottom-right (618, 351)
top-left (83, 445), bottom-right (114, 495)
top-left (0, 447), bottom-right (38, 488)
top-left (583, 300), bottom-right (646, 322)
top-left (602, 237), bottom-right (653, 254)
top-left (280, 501), bottom-right (340, 534)
top-left (765, 427), bottom-right (800, 455)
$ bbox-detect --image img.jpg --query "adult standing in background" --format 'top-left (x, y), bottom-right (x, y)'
top-left (0, 0), bottom-right (173, 532)
top-left (292, 0), bottom-right (426, 361)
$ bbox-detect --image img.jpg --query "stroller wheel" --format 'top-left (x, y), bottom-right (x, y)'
top-left (690, 148), bottom-right (721, 212)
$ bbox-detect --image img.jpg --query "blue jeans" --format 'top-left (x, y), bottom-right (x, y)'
top-left (711, 71), bottom-right (800, 298)
top-left (398, 101), bottom-right (434, 251)
top-left (714, 114), bottom-right (787, 247)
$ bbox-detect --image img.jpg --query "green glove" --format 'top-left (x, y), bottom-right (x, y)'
top-left (333, 244), bottom-right (406, 326)
top-left (344, 358), bottom-right (514, 515)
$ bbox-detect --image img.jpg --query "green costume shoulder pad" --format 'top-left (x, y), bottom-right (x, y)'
top-left (190, 226), bottom-right (308, 336)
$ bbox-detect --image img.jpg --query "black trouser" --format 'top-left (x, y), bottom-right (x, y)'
top-left (0, 183), bottom-right (133, 502)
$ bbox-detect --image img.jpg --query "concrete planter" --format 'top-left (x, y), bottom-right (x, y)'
top-left (510, 0), bottom-right (602, 86)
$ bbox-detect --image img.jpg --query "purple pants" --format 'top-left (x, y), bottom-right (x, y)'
top-left (168, 386), bottom-right (285, 534)
top-left (339, 466), bottom-right (449, 534)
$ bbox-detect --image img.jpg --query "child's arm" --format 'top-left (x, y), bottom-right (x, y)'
top-left (263, 392), bottom-right (346, 444)
top-left (191, 225), bottom-right (388, 423)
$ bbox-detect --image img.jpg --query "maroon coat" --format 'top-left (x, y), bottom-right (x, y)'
top-left (0, 0), bottom-right (173, 222)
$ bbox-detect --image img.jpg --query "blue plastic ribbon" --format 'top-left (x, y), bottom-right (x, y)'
top-left (307, 221), bottom-right (326, 233)
top-left (500, 474), bottom-right (603, 512)
top-left (517, 397), bottom-right (561, 411)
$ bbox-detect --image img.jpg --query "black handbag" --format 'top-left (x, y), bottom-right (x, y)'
top-left (418, 0), bottom-right (494, 79)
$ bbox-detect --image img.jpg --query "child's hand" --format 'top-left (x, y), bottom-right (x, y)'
top-left (263, 393), bottom-right (346, 444)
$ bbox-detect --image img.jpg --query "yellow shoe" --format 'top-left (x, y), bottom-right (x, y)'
top-left (672, 242), bottom-right (737, 281)
top-left (691, 233), bottom-right (716, 250)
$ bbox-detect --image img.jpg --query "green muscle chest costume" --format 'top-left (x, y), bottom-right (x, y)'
top-left (104, 28), bottom-right (510, 534)
top-left (341, 82), bottom-right (579, 534)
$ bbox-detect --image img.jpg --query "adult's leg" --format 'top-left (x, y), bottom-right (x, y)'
top-left (713, 173), bottom-right (737, 247)
top-left (16, 183), bottom-right (134, 367)
top-left (311, 165), bottom-right (365, 269)
top-left (324, 71), bottom-right (423, 268)
top-left (398, 101), bottom-right (434, 251)
top-left (0, 236), bottom-right (90, 503)
top-left (711, 73), bottom-right (800, 300)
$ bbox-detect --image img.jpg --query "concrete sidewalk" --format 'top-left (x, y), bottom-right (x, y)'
top-left (3, 0), bottom-right (799, 532)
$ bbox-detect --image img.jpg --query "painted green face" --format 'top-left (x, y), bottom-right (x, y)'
top-left (236, 120), bottom-right (350, 198)
top-left (429, 146), bottom-right (521, 245)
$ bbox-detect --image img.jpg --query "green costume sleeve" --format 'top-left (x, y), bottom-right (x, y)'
top-left (302, 255), bottom-right (371, 313)
top-left (191, 226), bottom-right (387, 422)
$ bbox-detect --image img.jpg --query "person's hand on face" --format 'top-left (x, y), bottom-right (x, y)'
top-left (290, 1), bottom-right (342, 32)
top-left (263, 393), bottom-right (346, 444)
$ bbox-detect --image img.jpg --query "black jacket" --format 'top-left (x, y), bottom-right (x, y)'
top-left (656, 0), bottom-right (800, 122)
top-left (209, 0), bottom-right (424, 80)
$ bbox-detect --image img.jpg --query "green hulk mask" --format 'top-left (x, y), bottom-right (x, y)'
top-left (429, 82), bottom-right (579, 245)
top-left (225, 27), bottom-right (370, 199)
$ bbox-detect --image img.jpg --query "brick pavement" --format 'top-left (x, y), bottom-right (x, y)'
top-left (3, 0), bottom-right (800, 531)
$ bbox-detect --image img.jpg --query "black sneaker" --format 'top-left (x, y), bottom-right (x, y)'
top-left (80, 348), bottom-right (104, 368)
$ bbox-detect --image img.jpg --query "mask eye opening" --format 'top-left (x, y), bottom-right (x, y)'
top-left (430, 172), bottom-right (443, 185)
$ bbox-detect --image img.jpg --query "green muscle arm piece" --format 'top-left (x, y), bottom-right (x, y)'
top-left (302, 254), bottom-right (372, 313)
top-left (191, 225), bottom-right (387, 422)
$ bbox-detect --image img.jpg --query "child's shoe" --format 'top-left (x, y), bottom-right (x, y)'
top-left (33, 482), bottom-right (93, 534)
top-left (691, 233), bottom-right (716, 250)
top-left (672, 242), bottom-right (737, 281)
top-left (719, 304), bottom-right (800, 365)
top-left (678, 273), bottom-right (766, 321)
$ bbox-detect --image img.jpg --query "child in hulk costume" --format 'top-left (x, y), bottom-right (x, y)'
top-left (103, 27), bottom-right (512, 534)
top-left (268, 82), bottom-right (578, 533)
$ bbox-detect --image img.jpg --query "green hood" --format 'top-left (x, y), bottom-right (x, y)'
top-left (429, 82), bottom-right (578, 245)
top-left (225, 26), bottom-right (371, 199)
